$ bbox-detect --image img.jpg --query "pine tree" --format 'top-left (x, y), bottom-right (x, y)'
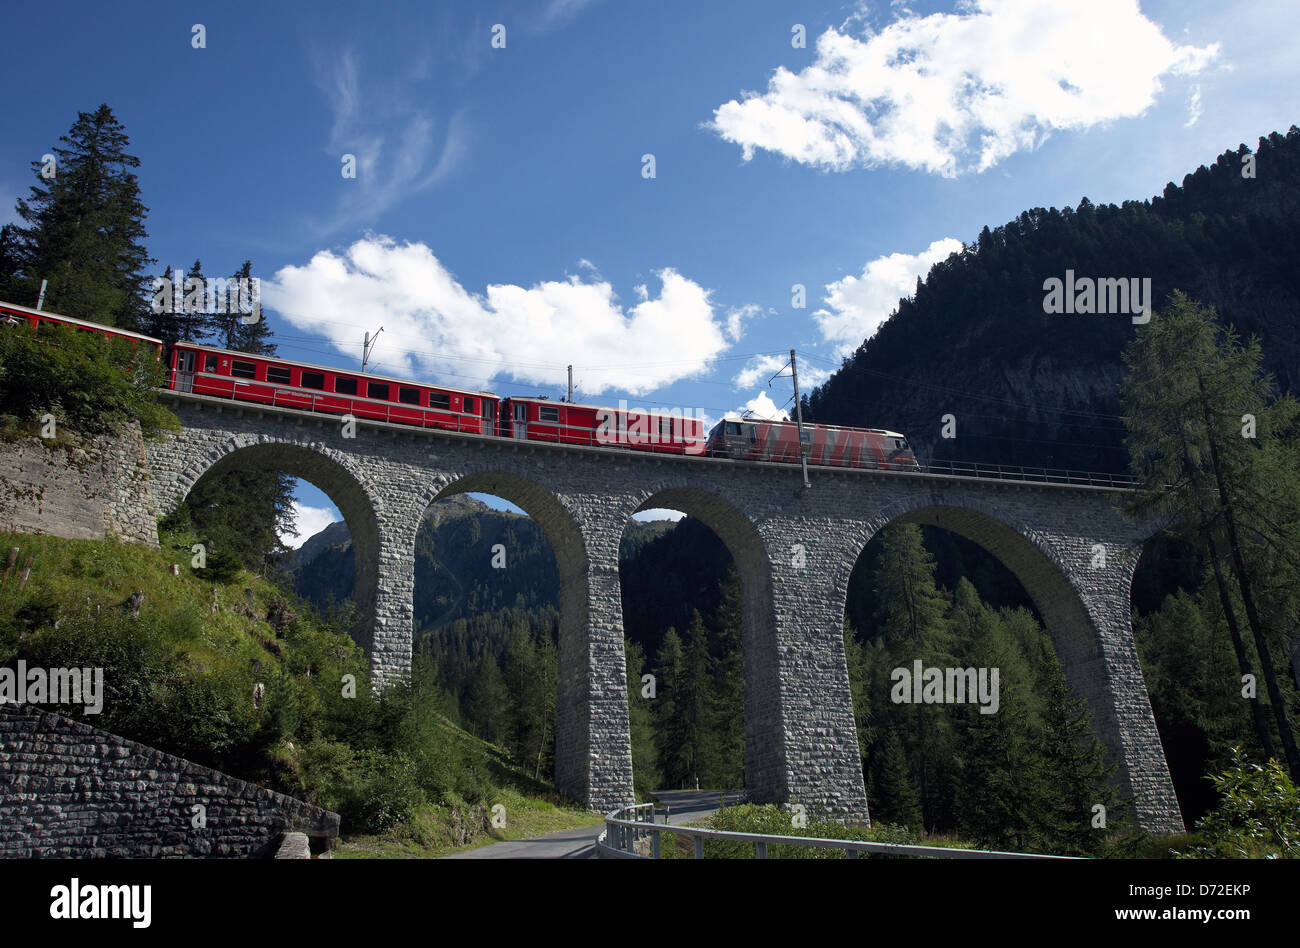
top-left (870, 731), bottom-right (923, 829)
top-left (711, 570), bottom-right (745, 788)
top-left (625, 639), bottom-right (660, 797)
top-left (1120, 291), bottom-right (1300, 780)
top-left (1029, 651), bottom-right (1118, 855)
top-left (7, 105), bottom-right (153, 328)
top-left (654, 628), bottom-right (688, 787)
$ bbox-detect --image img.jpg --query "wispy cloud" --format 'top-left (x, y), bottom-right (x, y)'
top-left (710, 0), bottom-right (1220, 176)
top-left (1185, 84), bottom-right (1203, 126)
top-left (310, 47), bottom-right (468, 235)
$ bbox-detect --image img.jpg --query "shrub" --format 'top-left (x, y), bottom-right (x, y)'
top-left (1175, 748), bottom-right (1300, 858)
top-left (0, 322), bottom-right (176, 437)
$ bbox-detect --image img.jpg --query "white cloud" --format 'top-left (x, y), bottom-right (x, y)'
top-left (732, 353), bottom-right (830, 390)
top-left (723, 303), bottom-right (765, 343)
top-left (280, 502), bottom-right (340, 549)
top-left (815, 237), bottom-right (965, 353)
top-left (727, 391), bottom-right (790, 421)
top-left (710, 0), bottom-right (1220, 176)
top-left (263, 236), bottom-right (733, 395)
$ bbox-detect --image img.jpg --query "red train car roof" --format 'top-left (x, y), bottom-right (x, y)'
top-left (507, 395), bottom-right (705, 421)
top-left (172, 340), bottom-right (497, 398)
top-left (0, 300), bottom-right (164, 346)
top-left (726, 415), bottom-right (907, 439)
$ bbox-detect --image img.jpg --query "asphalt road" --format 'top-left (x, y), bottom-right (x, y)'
top-left (441, 789), bottom-right (743, 859)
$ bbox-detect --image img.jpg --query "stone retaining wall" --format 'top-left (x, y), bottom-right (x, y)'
top-left (0, 705), bottom-right (338, 858)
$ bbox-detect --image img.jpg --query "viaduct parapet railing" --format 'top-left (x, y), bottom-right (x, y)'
top-left (596, 804), bottom-right (1078, 860)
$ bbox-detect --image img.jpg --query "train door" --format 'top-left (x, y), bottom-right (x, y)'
top-left (482, 399), bottom-right (497, 435)
top-left (512, 401), bottom-right (528, 439)
top-left (174, 349), bottom-right (196, 393)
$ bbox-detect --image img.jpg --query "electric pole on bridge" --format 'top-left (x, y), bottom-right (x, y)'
top-left (362, 327), bottom-right (383, 373)
top-left (791, 348), bottom-right (811, 489)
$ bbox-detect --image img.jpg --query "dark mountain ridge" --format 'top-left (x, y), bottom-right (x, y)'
top-left (807, 126), bottom-right (1300, 474)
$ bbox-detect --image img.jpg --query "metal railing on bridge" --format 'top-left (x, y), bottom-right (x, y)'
top-left (597, 803), bottom-right (1079, 860)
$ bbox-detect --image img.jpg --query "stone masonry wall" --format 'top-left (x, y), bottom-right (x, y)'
top-left (0, 420), bottom-right (159, 547)
top-left (0, 705), bottom-right (339, 858)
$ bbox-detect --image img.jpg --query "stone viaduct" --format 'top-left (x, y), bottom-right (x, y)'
top-left (143, 391), bottom-right (1185, 833)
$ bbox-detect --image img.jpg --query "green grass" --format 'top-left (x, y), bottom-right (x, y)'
top-left (336, 789), bottom-right (603, 858)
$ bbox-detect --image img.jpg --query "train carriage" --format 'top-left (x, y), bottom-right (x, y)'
top-left (0, 301), bottom-right (164, 359)
top-left (168, 342), bottom-right (499, 435)
top-left (500, 396), bottom-right (708, 455)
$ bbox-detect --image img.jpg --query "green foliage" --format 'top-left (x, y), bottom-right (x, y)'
top-left (0, 532), bottom-right (555, 842)
top-left (2, 105), bottom-right (153, 330)
top-left (0, 322), bottom-right (176, 437)
top-left (1176, 749), bottom-right (1300, 858)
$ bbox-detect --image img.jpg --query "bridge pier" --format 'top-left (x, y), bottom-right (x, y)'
top-left (758, 537), bottom-right (872, 822)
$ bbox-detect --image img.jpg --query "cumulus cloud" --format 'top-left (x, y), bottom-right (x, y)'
top-left (262, 236), bottom-right (733, 395)
top-left (280, 502), bottom-right (341, 549)
top-left (815, 237), bottom-right (965, 353)
top-left (727, 391), bottom-right (790, 421)
top-left (710, 0), bottom-right (1219, 176)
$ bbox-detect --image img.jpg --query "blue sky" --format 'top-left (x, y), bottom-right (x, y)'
top-left (2, 0), bottom-right (1296, 544)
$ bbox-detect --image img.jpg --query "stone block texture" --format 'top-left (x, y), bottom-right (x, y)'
top-left (130, 392), bottom-right (1183, 832)
top-left (0, 705), bottom-right (339, 857)
top-left (0, 421), bottom-right (159, 547)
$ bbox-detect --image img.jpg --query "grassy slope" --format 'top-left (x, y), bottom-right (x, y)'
top-left (0, 529), bottom-right (595, 856)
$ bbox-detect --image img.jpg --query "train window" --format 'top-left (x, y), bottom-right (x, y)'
top-left (464, 396), bottom-right (475, 413)
top-left (231, 360), bottom-right (256, 379)
top-left (397, 386), bottom-right (419, 404)
top-left (302, 372), bottom-right (325, 390)
top-left (539, 406), bottom-right (559, 422)
top-left (334, 377), bottom-right (357, 395)
top-left (267, 365), bottom-right (291, 384)
top-left (367, 381), bottom-right (389, 400)
top-left (895, 438), bottom-right (907, 451)
top-left (659, 417), bottom-right (673, 438)
top-left (204, 355), bottom-right (218, 373)
top-left (430, 393), bottom-right (450, 410)
top-left (727, 422), bottom-right (742, 436)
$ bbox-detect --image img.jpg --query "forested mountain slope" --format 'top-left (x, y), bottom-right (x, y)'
top-left (807, 127), bottom-right (1300, 473)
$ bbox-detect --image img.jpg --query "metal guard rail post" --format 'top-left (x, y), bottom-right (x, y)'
top-left (596, 804), bottom-right (1079, 860)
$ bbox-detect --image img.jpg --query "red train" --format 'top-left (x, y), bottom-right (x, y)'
top-left (0, 300), bottom-right (164, 358)
top-left (2, 301), bottom-right (918, 470)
